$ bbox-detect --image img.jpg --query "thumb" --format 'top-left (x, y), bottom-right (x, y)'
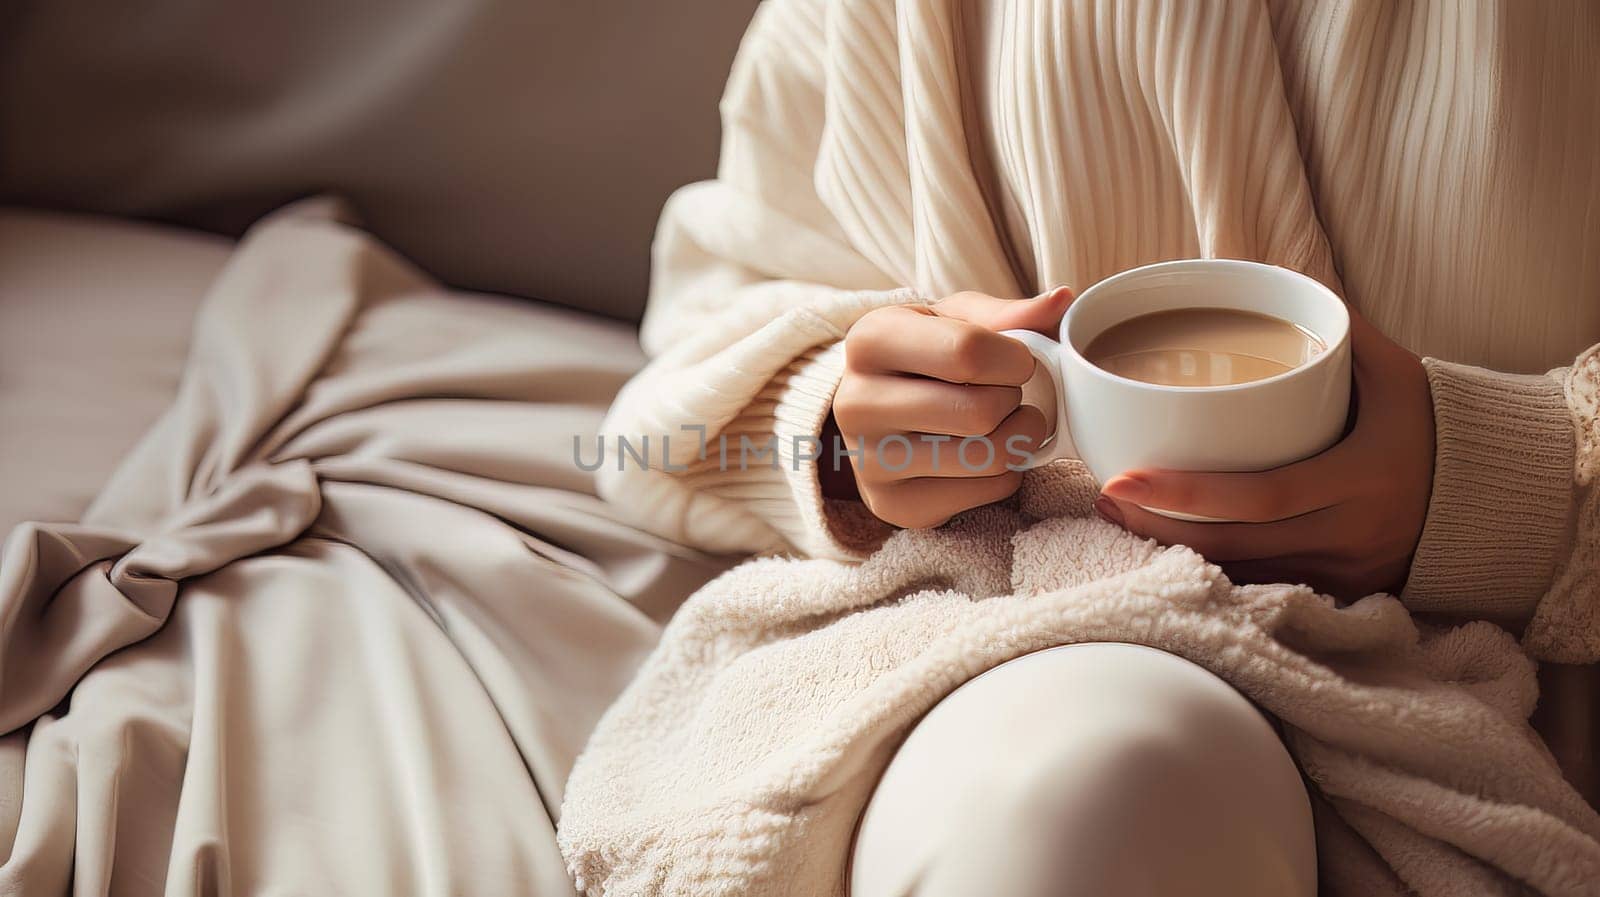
top-left (934, 285), bottom-right (1074, 335)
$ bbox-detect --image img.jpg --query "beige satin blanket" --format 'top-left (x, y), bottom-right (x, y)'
top-left (0, 202), bottom-right (727, 895)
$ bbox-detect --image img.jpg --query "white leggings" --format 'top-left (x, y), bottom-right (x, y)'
top-left (850, 643), bottom-right (1317, 897)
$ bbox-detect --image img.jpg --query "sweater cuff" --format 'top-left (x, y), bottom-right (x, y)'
top-left (769, 341), bottom-right (894, 559)
top-left (1401, 359), bottom-right (1575, 620)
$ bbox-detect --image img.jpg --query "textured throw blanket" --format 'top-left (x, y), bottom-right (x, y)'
top-left (559, 465), bottom-right (1600, 896)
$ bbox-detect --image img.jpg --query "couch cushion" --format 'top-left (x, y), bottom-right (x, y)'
top-left (0, 209), bottom-right (231, 532)
top-left (0, 0), bottom-right (755, 321)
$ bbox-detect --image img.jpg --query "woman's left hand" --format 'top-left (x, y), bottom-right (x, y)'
top-left (1093, 311), bottom-right (1436, 599)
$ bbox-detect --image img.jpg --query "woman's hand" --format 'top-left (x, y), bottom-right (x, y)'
top-left (829, 288), bottom-right (1073, 528)
top-left (1093, 312), bottom-right (1436, 599)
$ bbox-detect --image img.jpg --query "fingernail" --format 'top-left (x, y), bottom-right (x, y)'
top-left (1102, 475), bottom-right (1150, 502)
top-left (1093, 497), bottom-right (1125, 527)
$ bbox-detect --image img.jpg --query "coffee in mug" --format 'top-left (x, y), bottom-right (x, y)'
top-left (1083, 307), bottom-right (1326, 387)
top-left (1001, 259), bottom-right (1352, 520)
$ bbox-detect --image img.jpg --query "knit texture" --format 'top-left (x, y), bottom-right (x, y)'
top-left (597, 0), bottom-right (1600, 644)
top-left (705, 340), bottom-right (893, 558)
top-left (1403, 360), bottom-right (1576, 618)
top-left (559, 463), bottom-right (1600, 896)
top-left (575, 1), bottom-right (1600, 891)
top-left (1526, 346), bottom-right (1600, 662)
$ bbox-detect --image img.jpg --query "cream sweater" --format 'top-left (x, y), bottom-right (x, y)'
top-left (599, 0), bottom-right (1600, 661)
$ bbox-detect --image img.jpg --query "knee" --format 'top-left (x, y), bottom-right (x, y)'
top-left (981, 649), bottom-right (1315, 897)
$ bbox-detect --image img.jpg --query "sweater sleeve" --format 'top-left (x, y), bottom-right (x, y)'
top-left (595, 0), bottom-right (914, 560)
top-left (1401, 344), bottom-right (1600, 662)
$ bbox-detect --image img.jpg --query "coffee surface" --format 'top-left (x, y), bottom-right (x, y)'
top-left (1084, 307), bottom-right (1323, 387)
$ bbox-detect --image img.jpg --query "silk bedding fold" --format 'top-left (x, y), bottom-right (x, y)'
top-left (0, 202), bottom-right (728, 895)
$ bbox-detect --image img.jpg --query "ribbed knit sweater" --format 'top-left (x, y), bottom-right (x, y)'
top-left (598, 0), bottom-right (1600, 662)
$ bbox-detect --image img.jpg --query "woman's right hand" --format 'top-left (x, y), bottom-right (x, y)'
top-left (830, 287), bottom-right (1073, 528)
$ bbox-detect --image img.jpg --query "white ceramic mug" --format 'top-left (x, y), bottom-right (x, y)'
top-left (1003, 259), bottom-right (1351, 505)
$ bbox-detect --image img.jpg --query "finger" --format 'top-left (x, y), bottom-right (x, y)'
top-left (835, 374), bottom-right (1022, 437)
top-left (1346, 307), bottom-right (1389, 365)
top-left (847, 306), bottom-right (1037, 385)
top-left (935, 286), bottom-right (1075, 335)
top-left (1099, 459), bottom-right (1347, 523)
top-left (867, 471), bottom-right (1024, 529)
top-left (1223, 556), bottom-right (1395, 600)
top-left (851, 405), bottom-right (1048, 481)
top-left (1347, 310), bottom-right (1432, 431)
top-left (1216, 557), bottom-right (1330, 588)
top-left (1093, 496), bottom-right (1336, 562)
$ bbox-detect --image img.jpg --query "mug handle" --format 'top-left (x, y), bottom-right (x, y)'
top-left (1000, 329), bottom-right (1077, 469)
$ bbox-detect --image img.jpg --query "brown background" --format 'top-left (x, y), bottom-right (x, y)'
top-left (0, 0), bottom-right (757, 321)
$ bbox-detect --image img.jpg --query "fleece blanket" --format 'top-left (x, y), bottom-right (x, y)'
top-left (0, 202), bottom-right (729, 895)
top-left (559, 466), bottom-right (1600, 896)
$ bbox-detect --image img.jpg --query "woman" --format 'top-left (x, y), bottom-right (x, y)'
top-left (600, 0), bottom-right (1599, 893)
